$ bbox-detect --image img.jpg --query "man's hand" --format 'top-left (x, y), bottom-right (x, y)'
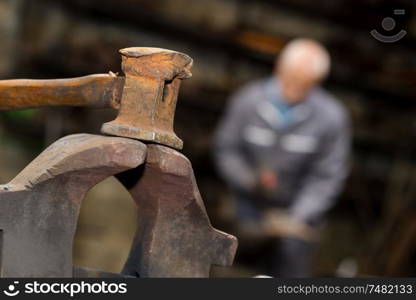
top-left (259, 170), bottom-right (278, 190)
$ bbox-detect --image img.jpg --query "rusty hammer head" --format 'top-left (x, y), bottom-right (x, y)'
top-left (101, 47), bottom-right (193, 150)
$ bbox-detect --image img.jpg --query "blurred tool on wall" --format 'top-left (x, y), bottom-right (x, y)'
top-left (214, 39), bottom-right (351, 277)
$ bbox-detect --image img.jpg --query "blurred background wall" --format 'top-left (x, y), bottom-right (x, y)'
top-left (0, 0), bottom-right (415, 277)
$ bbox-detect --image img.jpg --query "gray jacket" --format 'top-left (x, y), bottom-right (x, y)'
top-left (213, 77), bottom-right (351, 223)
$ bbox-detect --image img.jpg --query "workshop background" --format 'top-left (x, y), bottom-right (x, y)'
top-left (0, 0), bottom-right (415, 277)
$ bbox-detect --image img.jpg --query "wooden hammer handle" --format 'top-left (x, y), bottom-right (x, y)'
top-left (0, 74), bottom-right (124, 111)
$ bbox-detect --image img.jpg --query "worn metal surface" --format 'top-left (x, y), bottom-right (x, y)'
top-left (0, 46), bottom-right (237, 278)
top-left (117, 144), bottom-right (237, 277)
top-left (101, 47), bottom-right (193, 150)
top-left (0, 134), bottom-right (146, 277)
top-left (0, 74), bottom-right (124, 110)
top-left (0, 47), bottom-right (193, 149)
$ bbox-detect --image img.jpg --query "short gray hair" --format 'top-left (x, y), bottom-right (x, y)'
top-left (277, 39), bottom-right (331, 80)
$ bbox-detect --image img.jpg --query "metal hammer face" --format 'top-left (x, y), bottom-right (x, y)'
top-left (101, 48), bottom-right (193, 150)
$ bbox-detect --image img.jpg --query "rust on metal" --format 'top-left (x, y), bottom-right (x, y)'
top-left (0, 74), bottom-right (124, 110)
top-left (101, 47), bottom-right (193, 150)
top-left (0, 134), bottom-right (146, 277)
top-left (0, 46), bottom-right (238, 278)
top-left (117, 144), bottom-right (237, 277)
top-left (0, 47), bottom-right (193, 149)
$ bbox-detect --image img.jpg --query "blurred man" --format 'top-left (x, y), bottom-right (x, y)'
top-left (213, 39), bottom-right (351, 277)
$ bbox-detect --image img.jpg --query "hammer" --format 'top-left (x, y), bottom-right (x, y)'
top-left (0, 47), bottom-right (238, 277)
top-left (0, 47), bottom-right (193, 149)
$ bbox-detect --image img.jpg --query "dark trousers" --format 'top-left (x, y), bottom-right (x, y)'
top-left (236, 195), bottom-right (317, 277)
top-left (272, 237), bottom-right (315, 277)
